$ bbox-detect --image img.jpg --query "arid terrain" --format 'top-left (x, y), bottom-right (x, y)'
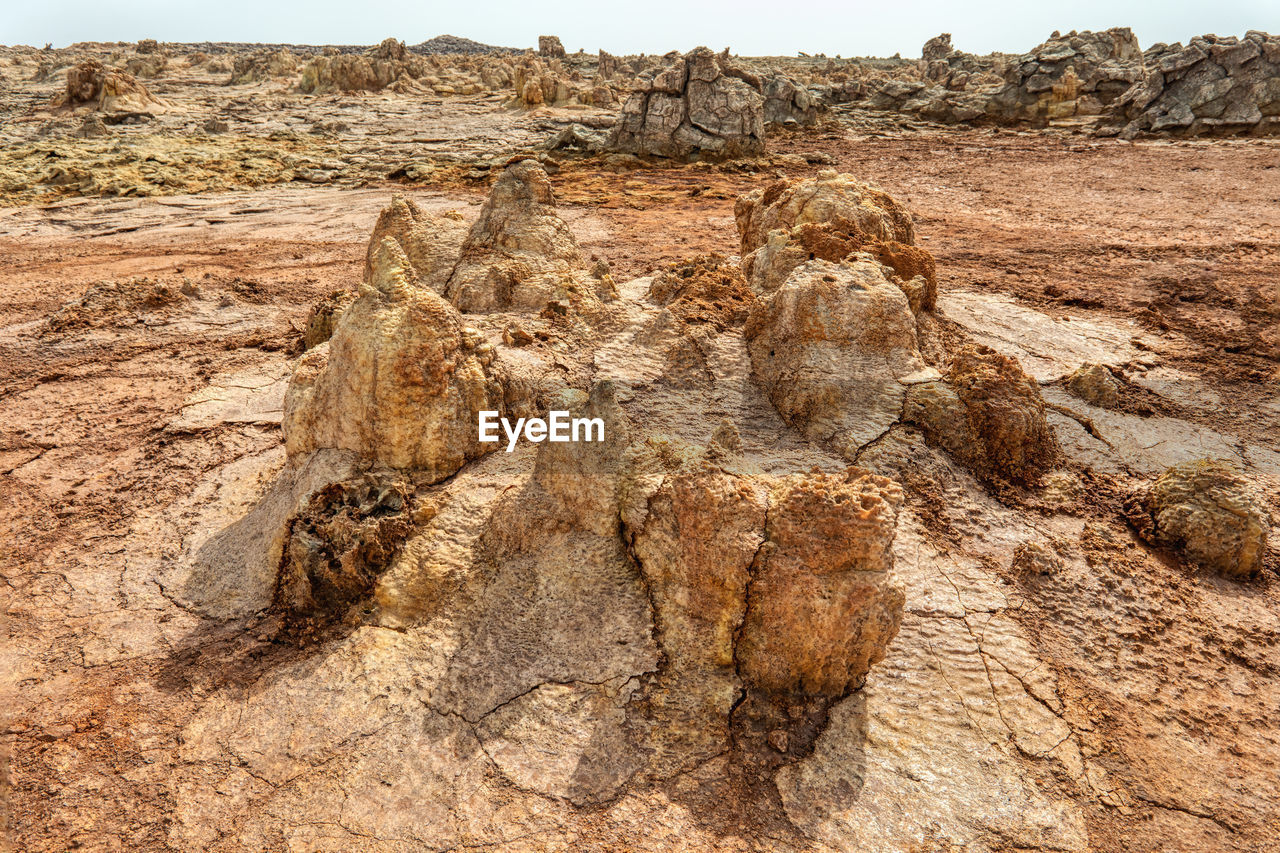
top-left (1, 31), bottom-right (1279, 853)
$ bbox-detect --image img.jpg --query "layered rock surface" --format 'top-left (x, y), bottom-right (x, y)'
top-left (1111, 31), bottom-right (1280, 137)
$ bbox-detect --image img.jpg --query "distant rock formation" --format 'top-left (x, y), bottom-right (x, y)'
top-left (609, 47), bottom-right (765, 160)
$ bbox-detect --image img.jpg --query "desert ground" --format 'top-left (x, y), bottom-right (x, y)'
top-left (1, 32), bottom-right (1279, 853)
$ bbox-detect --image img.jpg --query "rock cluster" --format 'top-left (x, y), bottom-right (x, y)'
top-left (363, 195), bottom-right (468, 294)
top-left (1110, 31), bottom-right (1280, 137)
top-left (990, 28), bottom-right (1144, 121)
top-left (609, 47), bottom-right (765, 160)
top-left (1127, 459), bottom-right (1271, 578)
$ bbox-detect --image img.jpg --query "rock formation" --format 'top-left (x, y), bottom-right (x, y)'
top-left (444, 159), bottom-right (614, 312)
top-left (284, 236), bottom-right (511, 479)
top-left (904, 344), bottom-right (1059, 484)
top-left (609, 47), bottom-right (765, 160)
top-left (762, 72), bottom-right (820, 125)
top-left (227, 49), bottom-right (300, 84)
top-left (621, 433), bottom-right (906, 774)
top-left (364, 195), bottom-right (469, 294)
top-left (736, 469), bottom-right (905, 695)
top-left (1109, 31), bottom-right (1280, 137)
top-left (58, 60), bottom-right (161, 112)
top-left (1127, 458), bottom-right (1271, 578)
top-left (736, 171), bottom-right (932, 309)
top-left (745, 258), bottom-right (930, 459)
top-left (989, 28), bottom-right (1145, 121)
top-left (538, 36), bottom-right (567, 58)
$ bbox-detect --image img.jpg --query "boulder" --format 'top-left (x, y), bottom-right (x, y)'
top-left (1127, 458), bottom-right (1271, 578)
top-left (904, 344), bottom-right (1059, 484)
top-left (1066, 362), bottom-right (1121, 408)
top-left (736, 469), bottom-right (905, 696)
top-left (762, 72), bottom-right (820, 125)
top-left (609, 47), bottom-right (765, 160)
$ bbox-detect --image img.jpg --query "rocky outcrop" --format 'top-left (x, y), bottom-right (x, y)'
top-left (364, 195), bottom-right (468, 294)
top-left (444, 159), bottom-right (614, 312)
top-left (1127, 458), bottom-right (1271, 578)
top-left (284, 237), bottom-right (510, 479)
top-left (736, 171), bottom-right (931, 309)
top-left (990, 28), bottom-right (1144, 122)
top-left (904, 344), bottom-right (1058, 484)
top-left (762, 72), bottom-right (820, 125)
top-left (745, 258), bottom-right (930, 459)
top-left (609, 47), bottom-right (765, 160)
top-left (228, 49), bottom-right (299, 84)
top-left (538, 36), bottom-right (567, 58)
top-left (1109, 31), bottom-right (1280, 137)
top-left (58, 60), bottom-right (161, 112)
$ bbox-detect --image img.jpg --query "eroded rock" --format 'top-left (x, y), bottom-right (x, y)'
top-left (58, 60), bottom-right (161, 112)
top-left (745, 258), bottom-right (928, 458)
top-left (444, 159), bottom-right (613, 312)
top-left (1127, 458), bottom-right (1271, 578)
top-left (364, 195), bottom-right (468, 294)
top-left (284, 237), bottom-right (511, 479)
top-left (904, 344), bottom-right (1059, 484)
top-left (609, 47), bottom-right (765, 160)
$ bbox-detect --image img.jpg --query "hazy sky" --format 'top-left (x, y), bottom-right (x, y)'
top-left (6, 0), bottom-right (1278, 57)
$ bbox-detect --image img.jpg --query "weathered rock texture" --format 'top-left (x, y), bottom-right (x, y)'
top-left (609, 47), bottom-right (765, 160)
top-left (284, 237), bottom-right (510, 479)
top-left (58, 60), bottom-right (161, 112)
top-left (1067, 361), bottom-right (1121, 409)
top-left (444, 159), bottom-right (614, 312)
top-left (762, 72), bottom-right (820, 125)
top-left (1111, 31), bottom-right (1280, 137)
top-left (227, 49), bottom-right (299, 84)
top-left (904, 344), bottom-right (1059, 484)
top-left (991, 28), bottom-right (1144, 122)
top-left (1128, 458), bottom-right (1271, 577)
top-left (736, 171), bottom-right (933, 310)
top-left (364, 195), bottom-right (468, 294)
top-left (621, 435), bottom-right (906, 774)
top-left (274, 472), bottom-right (417, 616)
top-left (736, 469), bottom-right (905, 695)
top-left (745, 258), bottom-right (928, 459)
top-left (538, 36), bottom-right (567, 58)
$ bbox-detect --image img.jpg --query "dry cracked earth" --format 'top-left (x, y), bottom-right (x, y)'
top-left (2, 39), bottom-right (1280, 853)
